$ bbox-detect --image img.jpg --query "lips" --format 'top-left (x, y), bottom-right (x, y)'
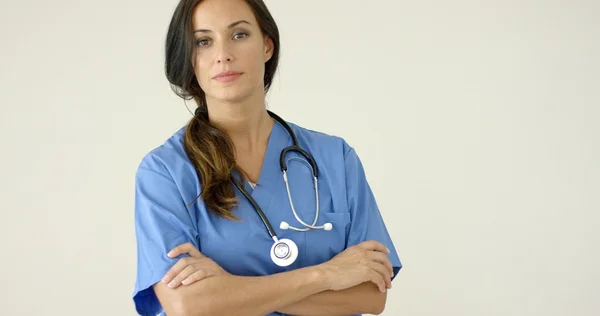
top-left (213, 71), bottom-right (242, 83)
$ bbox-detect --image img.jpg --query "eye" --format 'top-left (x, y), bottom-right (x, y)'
top-left (233, 32), bottom-right (249, 40)
top-left (195, 38), bottom-right (210, 48)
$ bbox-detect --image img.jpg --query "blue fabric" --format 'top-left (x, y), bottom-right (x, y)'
top-left (132, 119), bottom-right (402, 316)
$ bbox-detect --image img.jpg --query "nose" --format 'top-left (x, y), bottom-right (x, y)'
top-left (215, 42), bottom-right (234, 64)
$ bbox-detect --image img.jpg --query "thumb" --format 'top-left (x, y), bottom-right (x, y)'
top-left (356, 240), bottom-right (390, 254)
top-left (168, 242), bottom-right (204, 258)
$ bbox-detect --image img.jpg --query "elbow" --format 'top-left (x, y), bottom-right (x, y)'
top-left (168, 299), bottom-right (189, 316)
top-left (166, 301), bottom-right (209, 316)
top-left (369, 302), bottom-right (386, 315)
top-left (367, 290), bottom-right (388, 315)
top-left (371, 303), bottom-right (385, 315)
top-left (170, 296), bottom-right (215, 316)
top-left (353, 282), bottom-right (388, 315)
top-left (161, 296), bottom-right (193, 316)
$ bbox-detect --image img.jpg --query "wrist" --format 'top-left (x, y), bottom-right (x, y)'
top-left (306, 264), bottom-right (331, 292)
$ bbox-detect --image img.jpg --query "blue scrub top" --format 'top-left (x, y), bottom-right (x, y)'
top-left (132, 118), bottom-right (402, 316)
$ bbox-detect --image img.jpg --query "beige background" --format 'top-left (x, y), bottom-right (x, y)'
top-left (1, 0), bottom-right (599, 315)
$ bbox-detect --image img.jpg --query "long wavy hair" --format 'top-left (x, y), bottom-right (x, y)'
top-left (164, 0), bottom-right (280, 220)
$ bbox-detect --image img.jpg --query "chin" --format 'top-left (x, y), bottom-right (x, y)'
top-left (211, 89), bottom-right (251, 103)
top-left (208, 83), bottom-right (259, 103)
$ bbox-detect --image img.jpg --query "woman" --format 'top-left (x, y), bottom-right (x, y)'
top-left (132, 0), bottom-right (402, 315)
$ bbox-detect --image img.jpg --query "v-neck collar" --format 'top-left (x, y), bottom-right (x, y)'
top-left (231, 117), bottom-right (291, 194)
top-left (254, 118), bottom-right (291, 190)
top-left (245, 118), bottom-right (292, 220)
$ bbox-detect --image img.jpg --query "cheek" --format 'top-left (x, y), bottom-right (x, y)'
top-left (243, 49), bottom-right (267, 80)
top-left (193, 56), bottom-right (212, 88)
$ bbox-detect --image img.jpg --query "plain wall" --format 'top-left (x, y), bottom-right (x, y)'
top-left (1, 0), bottom-right (599, 315)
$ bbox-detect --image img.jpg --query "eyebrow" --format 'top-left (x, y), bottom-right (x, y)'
top-left (194, 20), bottom-right (251, 33)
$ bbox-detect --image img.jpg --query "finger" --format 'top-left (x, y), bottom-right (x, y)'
top-left (367, 269), bottom-right (387, 293)
top-left (366, 260), bottom-right (392, 290)
top-left (168, 242), bottom-right (203, 258)
top-left (367, 251), bottom-right (395, 278)
top-left (161, 257), bottom-right (192, 284)
top-left (181, 269), bottom-right (208, 286)
top-left (167, 265), bottom-right (198, 289)
top-left (357, 240), bottom-right (390, 254)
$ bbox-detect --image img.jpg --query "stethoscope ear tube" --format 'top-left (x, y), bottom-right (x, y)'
top-left (266, 110), bottom-right (298, 145)
top-left (279, 146), bottom-right (318, 178)
top-left (268, 111), bottom-right (318, 178)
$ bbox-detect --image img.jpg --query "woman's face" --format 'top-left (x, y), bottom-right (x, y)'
top-left (192, 0), bottom-right (273, 104)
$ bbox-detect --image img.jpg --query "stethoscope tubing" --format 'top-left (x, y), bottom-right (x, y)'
top-left (195, 109), bottom-right (322, 240)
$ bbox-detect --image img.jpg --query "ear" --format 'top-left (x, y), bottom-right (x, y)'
top-left (263, 35), bottom-right (274, 62)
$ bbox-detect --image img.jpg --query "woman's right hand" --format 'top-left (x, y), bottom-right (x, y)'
top-left (317, 240), bottom-right (394, 293)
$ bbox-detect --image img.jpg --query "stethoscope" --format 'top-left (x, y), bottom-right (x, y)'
top-left (196, 108), bottom-right (332, 267)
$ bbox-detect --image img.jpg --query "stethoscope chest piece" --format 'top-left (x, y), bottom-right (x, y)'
top-left (270, 238), bottom-right (298, 267)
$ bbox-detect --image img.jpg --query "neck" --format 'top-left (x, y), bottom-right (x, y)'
top-left (205, 96), bottom-right (274, 154)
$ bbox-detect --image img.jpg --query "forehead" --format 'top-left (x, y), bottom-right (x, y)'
top-left (192, 0), bottom-right (257, 29)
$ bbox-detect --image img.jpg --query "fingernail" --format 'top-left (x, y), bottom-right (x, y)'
top-left (386, 248), bottom-right (390, 254)
top-left (168, 281), bottom-right (177, 288)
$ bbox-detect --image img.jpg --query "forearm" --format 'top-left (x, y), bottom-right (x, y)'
top-left (163, 266), bottom-right (328, 316)
top-left (277, 282), bottom-right (387, 316)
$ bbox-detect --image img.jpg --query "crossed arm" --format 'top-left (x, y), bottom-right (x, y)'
top-left (154, 267), bottom-right (386, 316)
top-left (277, 281), bottom-right (386, 316)
top-left (152, 242), bottom-right (390, 316)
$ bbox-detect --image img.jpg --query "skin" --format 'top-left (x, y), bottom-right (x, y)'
top-left (152, 0), bottom-right (396, 315)
top-left (191, 0), bottom-right (275, 182)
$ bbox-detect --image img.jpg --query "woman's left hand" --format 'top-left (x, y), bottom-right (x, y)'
top-left (161, 242), bottom-right (229, 289)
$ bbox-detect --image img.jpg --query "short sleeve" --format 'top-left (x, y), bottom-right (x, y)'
top-left (343, 146), bottom-right (403, 280)
top-left (132, 160), bottom-right (200, 315)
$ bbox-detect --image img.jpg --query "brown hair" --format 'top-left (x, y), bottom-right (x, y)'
top-left (164, 0), bottom-right (280, 220)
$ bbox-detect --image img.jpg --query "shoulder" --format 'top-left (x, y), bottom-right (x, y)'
top-left (286, 121), bottom-right (355, 160)
top-left (135, 125), bottom-right (195, 182)
top-left (283, 120), bottom-right (367, 184)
